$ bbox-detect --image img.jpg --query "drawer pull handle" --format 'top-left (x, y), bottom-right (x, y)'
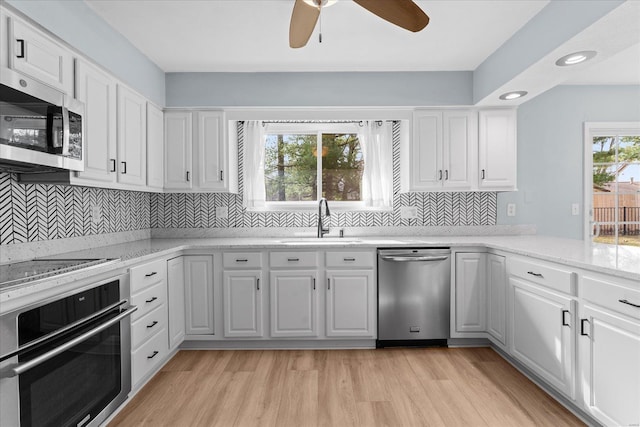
top-left (16, 39), bottom-right (25, 58)
top-left (527, 271), bottom-right (544, 278)
top-left (561, 310), bottom-right (570, 327)
top-left (145, 297), bottom-right (158, 303)
top-left (257, 278), bottom-right (260, 291)
top-left (145, 272), bottom-right (157, 277)
top-left (147, 351), bottom-right (159, 360)
top-left (110, 158), bottom-right (117, 172)
top-left (580, 319), bottom-right (590, 337)
top-left (288, 258), bottom-right (299, 262)
top-left (147, 321), bottom-right (158, 329)
top-left (343, 257), bottom-right (356, 262)
top-left (236, 259), bottom-right (248, 262)
top-left (121, 161), bottom-right (127, 174)
top-left (619, 299), bottom-right (640, 308)
top-left (328, 278), bottom-right (331, 290)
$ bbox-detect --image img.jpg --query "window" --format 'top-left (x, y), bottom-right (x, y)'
top-left (585, 123), bottom-right (640, 248)
top-left (243, 121), bottom-right (393, 211)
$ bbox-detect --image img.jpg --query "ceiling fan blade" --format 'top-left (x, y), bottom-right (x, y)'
top-left (289, 0), bottom-right (321, 48)
top-left (353, 0), bottom-right (429, 32)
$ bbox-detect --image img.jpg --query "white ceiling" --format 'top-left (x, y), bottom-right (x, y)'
top-left (84, 0), bottom-right (639, 85)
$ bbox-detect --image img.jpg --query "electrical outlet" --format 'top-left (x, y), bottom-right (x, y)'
top-left (400, 206), bottom-right (419, 219)
top-left (507, 203), bottom-right (516, 217)
top-left (572, 203), bottom-right (580, 216)
top-left (91, 205), bottom-right (102, 224)
top-left (216, 206), bottom-right (228, 219)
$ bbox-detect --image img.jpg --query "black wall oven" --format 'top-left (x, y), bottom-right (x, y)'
top-left (0, 274), bottom-right (136, 427)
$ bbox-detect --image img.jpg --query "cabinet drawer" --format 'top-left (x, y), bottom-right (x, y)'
top-left (130, 258), bottom-right (166, 292)
top-left (582, 275), bottom-right (640, 320)
top-left (508, 256), bottom-right (575, 294)
top-left (270, 251), bottom-right (318, 268)
top-left (326, 251), bottom-right (374, 268)
top-left (223, 252), bottom-right (262, 268)
top-left (131, 281), bottom-right (166, 321)
top-left (131, 327), bottom-right (167, 387)
top-left (131, 304), bottom-right (167, 350)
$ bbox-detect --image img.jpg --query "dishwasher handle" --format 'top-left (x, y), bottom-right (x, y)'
top-left (380, 255), bottom-right (449, 262)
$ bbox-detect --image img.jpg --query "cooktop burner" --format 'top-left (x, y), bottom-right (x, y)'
top-left (0, 258), bottom-right (119, 290)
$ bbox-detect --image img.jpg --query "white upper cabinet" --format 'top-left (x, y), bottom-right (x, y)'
top-left (410, 110), bottom-right (442, 190)
top-left (164, 110), bottom-right (238, 193)
top-left (5, 13), bottom-right (73, 94)
top-left (73, 58), bottom-right (118, 185)
top-left (443, 110), bottom-right (478, 190)
top-left (146, 102), bottom-right (164, 190)
top-left (478, 109), bottom-right (517, 190)
top-left (117, 85), bottom-right (147, 187)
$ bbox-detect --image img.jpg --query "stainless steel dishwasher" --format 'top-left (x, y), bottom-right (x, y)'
top-left (377, 248), bottom-right (451, 348)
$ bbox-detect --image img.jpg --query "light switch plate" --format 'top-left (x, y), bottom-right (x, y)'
top-left (507, 203), bottom-right (516, 217)
top-left (400, 206), bottom-right (419, 219)
top-left (216, 206), bottom-right (228, 219)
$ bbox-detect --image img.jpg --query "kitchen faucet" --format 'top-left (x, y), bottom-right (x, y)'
top-left (317, 198), bottom-right (331, 238)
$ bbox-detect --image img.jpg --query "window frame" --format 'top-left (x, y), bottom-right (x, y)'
top-left (263, 122), bottom-right (366, 212)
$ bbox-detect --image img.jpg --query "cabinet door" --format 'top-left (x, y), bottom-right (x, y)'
top-left (164, 111), bottom-right (192, 190)
top-left (184, 255), bottom-right (214, 335)
top-left (117, 85), bottom-right (147, 187)
top-left (326, 270), bottom-right (375, 337)
top-left (270, 270), bottom-right (318, 337)
top-left (167, 257), bottom-right (186, 349)
top-left (9, 17), bottom-right (73, 94)
top-left (478, 109), bottom-right (517, 190)
top-left (223, 270), bottom-right (263, 337)
top-left (195, 111), bottom-right (225, 191)
top-left (455, 253), bottom-right (486, 332)
top-left (411, 111), bottom-right (442, 190)
top-left (146, 103), bottom-right (164, 189)
top-left (509, 277), bottom-right (575, 398)
top-left (487, 254), bottom-right (507, 346)
top-left (579, 304), bottom-right (640, 426)
top-left (442, 110), bottom-right (477, 190)
top-left (74, 59), bottom-right (117, 185)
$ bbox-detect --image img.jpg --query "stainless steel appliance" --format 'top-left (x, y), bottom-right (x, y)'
top-left (0, 274), bottom-right (136, 427)
top-left (377, 248), bottom-right (451, 347)
top-left (0, 68), bottom-right (84, 173)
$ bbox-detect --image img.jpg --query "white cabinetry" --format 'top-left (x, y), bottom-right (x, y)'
top-left (507, 257), bottom-right (576, 399)
top-left (116, 85), bottom-right (147, 187)
top-left (487, 254), bottom-right (507, 347)
top-left (406, 110), bottom-right (477, 191)
top-left (184, 255), bottom-right (215, 335)
top-left (222, 252), bottom-right (264, 338)
top-left (4, 13), bottom-right (74, 94)
top-left (326, 270), bottom-right (375, 337)
top-left (454, 252), bottom-right (487, 333)
top-left (129, 258), bottom-right (168, 389)
top-left (167, 256), bottom-right (185, 350)
top-left (578, 274), bottom-right (640, 426)
top-left (146, 102), bottom-right (164, 189)
top-left (164, 110), bottom-right (238, 192)
top-left (478, 109), bottom-right (517, 190)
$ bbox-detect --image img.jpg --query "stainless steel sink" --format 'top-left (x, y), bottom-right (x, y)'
top-left (276, 237), bottom-right (362, 244)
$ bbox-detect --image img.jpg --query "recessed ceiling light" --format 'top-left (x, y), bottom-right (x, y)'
top-left (499, 91), bottom-right (528, 100)
top-left (303, 0), bottom-right (337, 7)
top-left (555, 50), bottom-right (597, 66)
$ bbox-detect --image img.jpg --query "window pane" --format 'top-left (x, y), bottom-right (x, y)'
top-left (264, 134), bottom-right (317, 201)
top-left (321, 133), bottom-right (363, 201)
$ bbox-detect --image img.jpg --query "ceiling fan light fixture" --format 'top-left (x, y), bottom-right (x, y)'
top-left (302, 0), bottom-right (337, 8)
top-left (555, 50), bottom-right (597, 66)
top-left (499, 91), bottom-right (528, 100)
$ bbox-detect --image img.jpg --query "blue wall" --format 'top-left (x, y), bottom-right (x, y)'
top-left (498, 85), bottom-right (640, 239)
top-left (5, 0), bottom-right (165, 106)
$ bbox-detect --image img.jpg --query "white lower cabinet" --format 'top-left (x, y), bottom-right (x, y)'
top-left (223, 270), bottom-right (263, 337)
top-left (167, 257), bottom-right (186, 349)
top-left (455, 252), bottom-right (487, 333)
top-left (270, 270), bottom-right (318, 338)
top-left (184, 255), bottom-right (214, 335)
top-left (486, 254), bottom-right (507, 347)
top-left (326, 269), bottom-right (375, 337)
top-left (508, 277), bottom-right (575, 399)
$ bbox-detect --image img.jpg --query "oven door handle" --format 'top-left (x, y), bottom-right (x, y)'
top-left (1, 305), bottom-right (137, 379)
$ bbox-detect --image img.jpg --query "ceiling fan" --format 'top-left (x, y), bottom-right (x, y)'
top-left (289, 0), bottom-right (430, 48)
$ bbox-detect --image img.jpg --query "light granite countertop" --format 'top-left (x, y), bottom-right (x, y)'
top-left (1, 235), bottom-right (638, 314)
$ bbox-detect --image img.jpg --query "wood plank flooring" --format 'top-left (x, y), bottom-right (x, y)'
top-left (110, 347), bottom-right (584, 427)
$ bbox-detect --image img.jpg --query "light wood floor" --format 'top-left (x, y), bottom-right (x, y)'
top-left (110, 347), bottom-right (584, 427)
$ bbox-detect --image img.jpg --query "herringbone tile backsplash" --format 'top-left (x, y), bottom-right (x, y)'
top-left (1, 122), bottom-right (497, 246)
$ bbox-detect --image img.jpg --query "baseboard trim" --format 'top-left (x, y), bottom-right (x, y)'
top-left (180, 339), bottom-right (376, 350)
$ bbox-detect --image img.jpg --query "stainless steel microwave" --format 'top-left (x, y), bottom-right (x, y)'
top-left (0, 68), bottom-right (84, 173)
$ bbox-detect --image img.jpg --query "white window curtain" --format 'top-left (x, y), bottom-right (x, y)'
top-left (243, 120), bottom-right (266, 210)
top-left (358, 121), bottom-right (393, 209)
